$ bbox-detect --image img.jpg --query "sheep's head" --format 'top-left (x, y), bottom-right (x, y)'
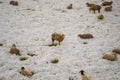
top-left (80, 70), bottom-right (84, 72)
top-left (86, 2), bottom-right (89, 7)
top-left (12, 44), bottom-right (16, 47)
top-left (78, 34), bottom-right (81, 37)
top-left (21, 67), bottom-right (25, 70)
top-left (70, 3), bottom-right (72, 6)
top-left (111, 1), bottom-right (113, 4)
top-left (79, 70), bottom-right (85, 75)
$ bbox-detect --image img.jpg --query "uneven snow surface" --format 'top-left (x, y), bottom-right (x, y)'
top-left (0, 0), bottom-right (120, 80)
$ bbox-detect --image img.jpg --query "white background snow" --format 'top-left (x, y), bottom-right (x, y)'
top-left (0, 0), bottom-right (120, 80)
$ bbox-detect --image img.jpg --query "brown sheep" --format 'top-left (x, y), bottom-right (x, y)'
top-left (10, 0), bottom-right (19, 6)
top-left (78, 33), bottom-right (94, 39)
top-left (79, 70), bottom-right (89, 80)
top-left (9, 44), bottom-right (20, 55)
top-left (102, 53), bottom-right (118, 61)
top-left (86, 2), bottom-right (95, 7)
top-left (51, 32), bottom-right (65, 45)
top-left (104, 6), bottom-right (112, 11)
top-left (97, 14), bottom-right (104, 20)
top-left (20, 67), bottom-right (32, 77)
top-left (102, 1), bottom-right (113, 6)
top-left (89, 5), bottom-right (101, 13)
top-left (112, 49), bottom-right (120, 54)
top-left (67, 3), bottom-right (73, 9)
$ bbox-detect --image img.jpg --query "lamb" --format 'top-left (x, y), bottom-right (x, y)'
top-left (102, 53), bottom-right (118, 61)
top-left (104, 6), bottom-right (112, 11)
top-left (102, 1), bottom-right (113, 6)
top-left (20, 67), bottom-right (33, 77)
top-left (112, 49), bottom-right (120, 54)
top-left (86, 2), bottom-right (95, 7)
top-left (67, 3), bottom-right (73, 9)
top-left (51, 32), bottom-right (65, 45)
top-left (10, 0), bottom-right (19, 6)
top-left (78, 33), bottom-right (94, 39)
top-left (9, 44), bottom-right (20, 55)
top-left (89, 5), bottom-right (101, 13)
top-left (97, 14), bottom-right (104, 20)
top-left (80, 70), bottom-right (89, 80)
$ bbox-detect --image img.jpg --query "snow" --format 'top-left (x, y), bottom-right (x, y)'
top-left (0, 0), bottom-right (120, 80)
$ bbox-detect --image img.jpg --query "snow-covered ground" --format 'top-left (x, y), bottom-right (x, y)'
top-left (0, 0), bottom-right (120, 80)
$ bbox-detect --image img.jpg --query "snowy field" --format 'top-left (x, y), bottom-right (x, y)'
top-left (0, 0), bottom-right (120, 80)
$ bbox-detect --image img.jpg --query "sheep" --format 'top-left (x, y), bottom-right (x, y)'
top-left (102, 53), bottom-right (118, 61)
top-left (112, 49), bottom-right (120, 54)
top-left (104, 6), bottom-right (112, 11)
top-left (97, 14), bottom-right (104, 20)
top-left (9, 44), bottom-right (20, 55)
top-left (51, 32), bottom-right (65, 45)
top-left (20, 67), bottom-right (33, 77)
top-left (79, 70), bottom-right (89, 80)
top-left (10, 0), bottom-right (19, 6)
top-left (102, 1), bottom-right (113, 6)
top-left (89, 5), bottom-right (101, 13)
top-left (78, 33), bottom-right (94, 39)
top-left (67, 3), bottom-right (73, 9)
top-left (86, 2), bottom-right (95, 7)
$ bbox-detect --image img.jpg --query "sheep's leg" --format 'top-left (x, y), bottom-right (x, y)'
top-left (98, 10), bottom-right (100, 13)
top-left (94, 10), bottom-right (95, 14)
top-left (18, 53), bottom-right (21, 56)
top-left (89, 9), bottom-right (91, 12)
top-left (17, 51), bottom-right (21, 56)
top-left (58, 42), bottom-right (60, 45)
top-left (52, 38), bottom-right (54, 44)
top-left (10, 49), bottom-right (12, 53)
